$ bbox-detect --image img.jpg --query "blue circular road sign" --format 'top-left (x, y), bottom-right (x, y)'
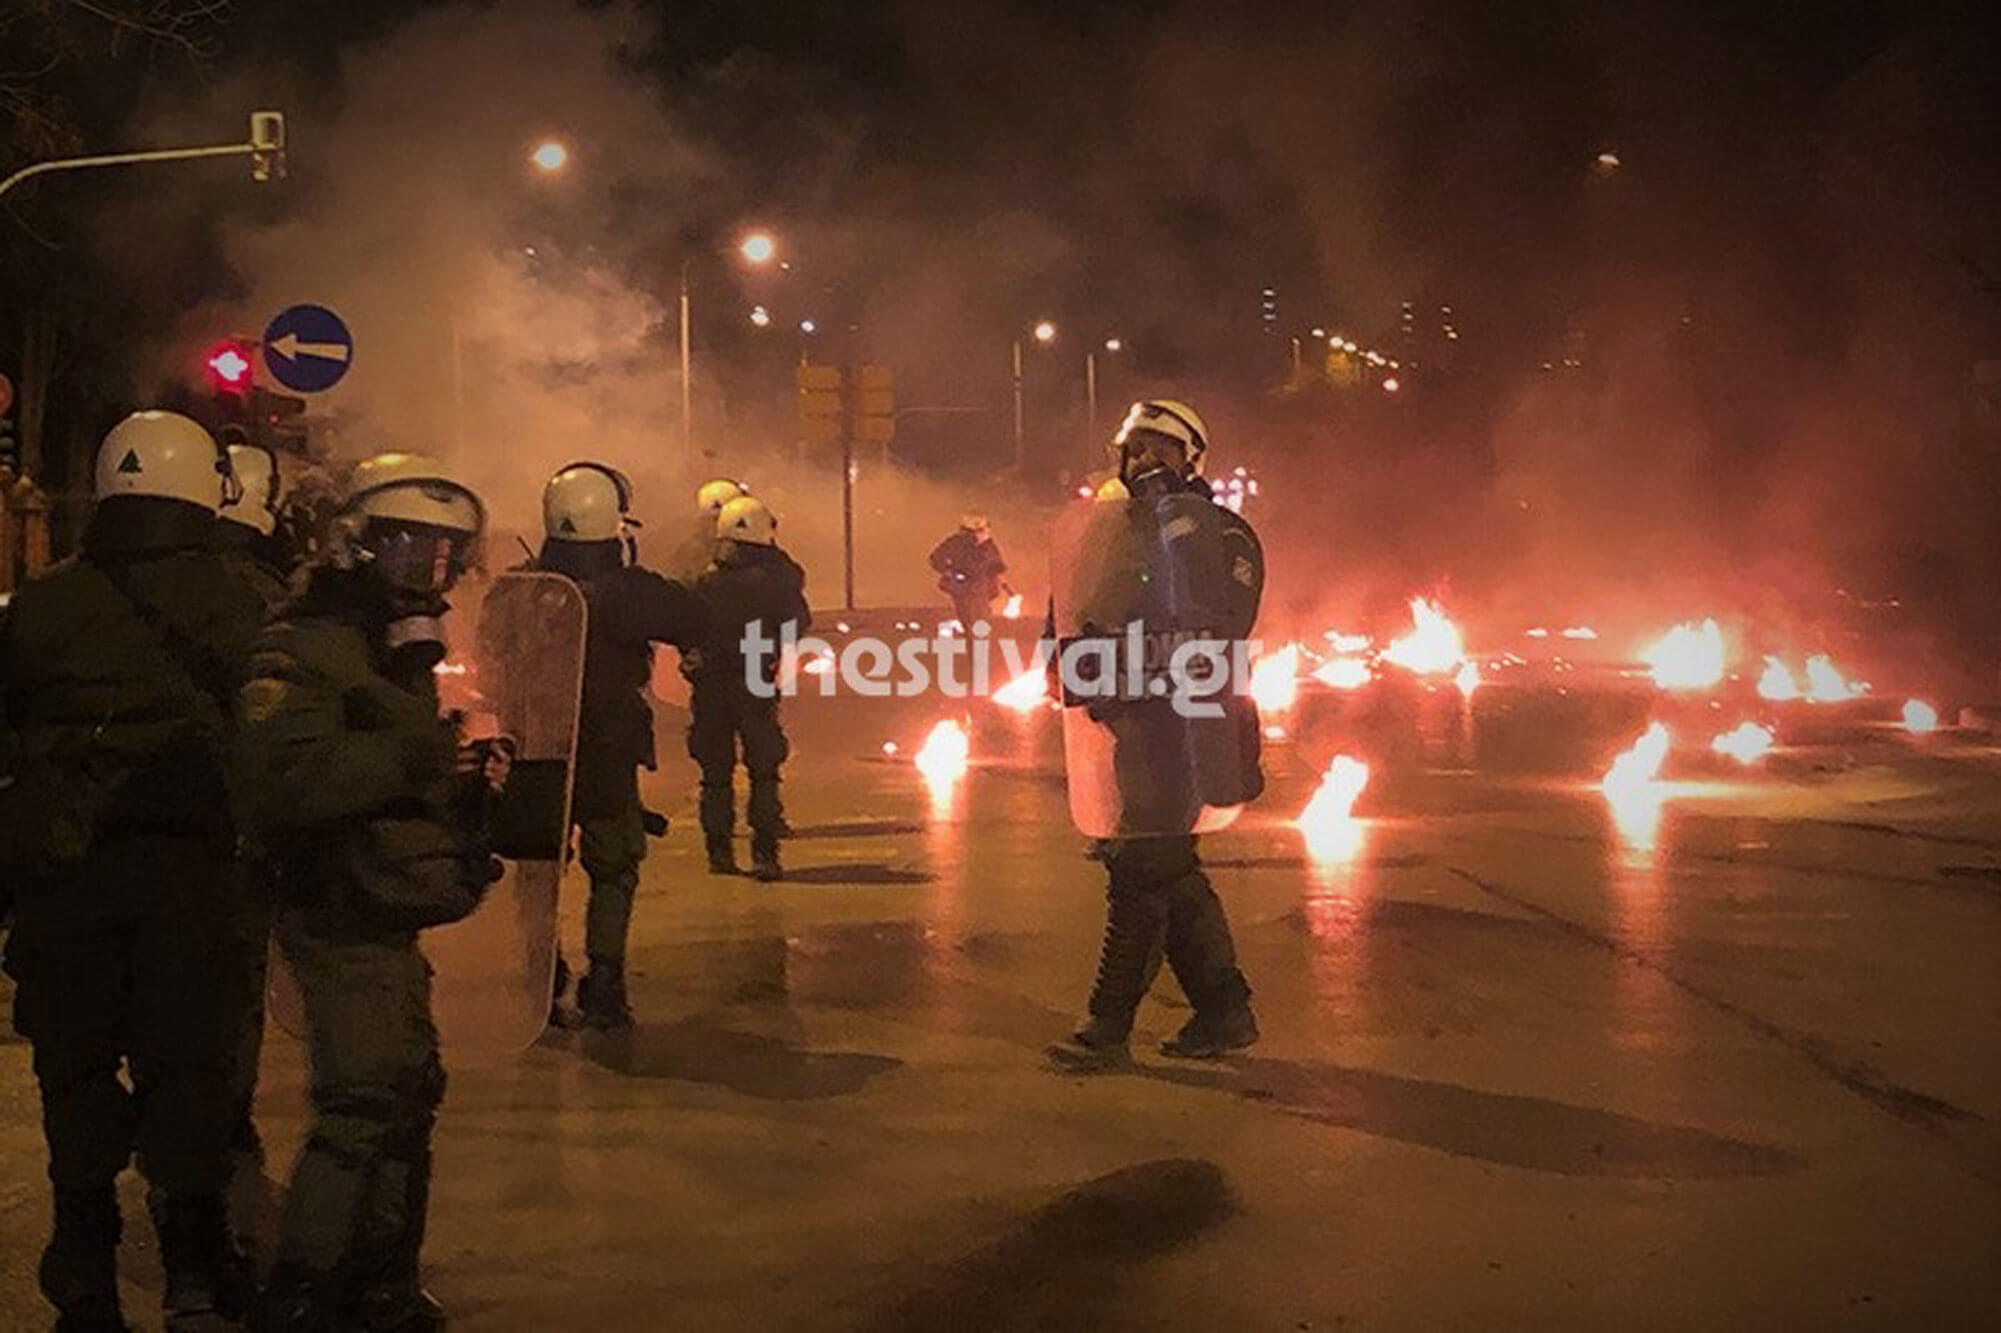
top-left (261, 303), bottom-right (354, 393)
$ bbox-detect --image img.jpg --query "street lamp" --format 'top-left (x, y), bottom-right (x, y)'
top-left (681, 230), bottom-right (779, 459)
top-left (1086, 336), bottom-right (1124, 445)
top-left (1012, 320), bottom-right (1058, 471)
top-left (529, 139), bottom-right (570, 173)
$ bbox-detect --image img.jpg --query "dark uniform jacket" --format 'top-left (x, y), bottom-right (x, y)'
top-left (686, 543), bottom-right (811, 690)
top-left (233, 569), bottom-right (483, 939)
top-left (930, 530), bottom-right (1007, 601)
top-left (209, 518), bottom-right (295, 619)
top-left (529, 540), bottom-right (705, 814)
top-left (0, 499), bottom-right (263, 912)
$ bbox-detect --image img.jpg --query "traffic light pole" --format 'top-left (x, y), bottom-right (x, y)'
top-left (842, 413), bottom-right (856, 610)
top-left (0, 113), bottom-right (286, 201)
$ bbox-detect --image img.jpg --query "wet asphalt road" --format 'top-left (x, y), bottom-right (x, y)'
top-left (5, 685), bottom-right (2001, 1329)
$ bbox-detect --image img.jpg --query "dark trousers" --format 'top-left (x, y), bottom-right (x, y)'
top-left (273, 914), bottom-right (443, 1283)
top-left (688, 676), bottom-right (789, 853)
top-left (4, 837), bottom-right (244, 1199)
top-left (576, 772), bottom-right (647, 962)
top-left (1084, 836), bottom-right (1251, 1035)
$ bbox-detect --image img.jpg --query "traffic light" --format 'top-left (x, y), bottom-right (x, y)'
top-left (250, 110), bottom-right (287, 183)
top-left (205, 340), bottom-right (255, 394)
top-left (798, 364), bottom-right (842, 446)
top-left (252, 387), bottom-right (309, 454)
top-left (853, 364), bottom-right (895, 444)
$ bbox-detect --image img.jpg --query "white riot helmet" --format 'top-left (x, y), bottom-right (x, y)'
top-left (331, 452), bottom-right (485, 594)
top-left (221, 443), bottom-right (281, 536)
top-left (1114, 398), bottom-right (1210, 479)
top-left (696, 477), bottom-right (750, 517)
top-left (716, 494), bottom-right (777, 547)
top-left (94, 411), bottom-right (240, 512)
top-left (960, 513), bottom-right (991, 537)
top-left (543, 461), bottom-right (635, 542)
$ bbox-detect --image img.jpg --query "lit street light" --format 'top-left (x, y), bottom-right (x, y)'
top-left (681, 230), bottom-right (780, 459)
top-left (1012, 320), bottom-right (1059, 471)
top-left (530, 139), bottom-right (570, 173)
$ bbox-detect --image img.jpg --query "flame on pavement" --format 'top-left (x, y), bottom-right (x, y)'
top-left (1640, 619), bottom-right (1725, 691)
top-left (1313, 656), bottom-right (1374, 690)
top-left (1297, 755), bottom-right (1371, 863)
top-left (1757, 655), bottom-right (1799, 701)
top-left (1803, 654), bottom-right (1865, 703)
top-left (1711, 721), bottom-right (1775, 765)
top-left (1602, 722), bottom-right (1672, 847)
top-left (914, 719), bottom-right (971, 796)
top-left (1002, 593), bottom-right (1024, 619)
top-left (1248, 643), bottom-right (1302, 713)
top-left (1382, 598), bottom-right (1466, 675)
top-left (1903, 699), bottom-right (1939, 734)
top-left (992, 668), bottom-right (1049, 712)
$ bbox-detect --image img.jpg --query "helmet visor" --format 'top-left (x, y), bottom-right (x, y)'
top-left (365, 518), bottom-right (479, 594)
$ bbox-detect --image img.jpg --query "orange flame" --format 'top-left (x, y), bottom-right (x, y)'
top-left (1757, 655), bottom-right (1799, 701)
top-left (1382, 598), bottom-right (1465, 675)
top-left (993, 668), bottom-right (1049, 712)
top-left (1602, 722), bottom-right (1673, 847)
top-left (1711, 721), bottom-right (1775, 765)
top-left (1248, 643), bottom-right (1302, 712)
top-left (1297, 755), bottom-right (1371, 862)
top-left (1454, 661), bottom-right (1481, 695)
top-left (1803, 654), bottom-right (1864, 703)
top-left (914, 719), bottom-right (970, 792)
top-left (1640, 619), bottom-right (1725, 691)
top-left (1002, 593), bottom-right (1025, 619)
top-left (1903, 699), bottom-right (1939, 734)
top-left (1313, 656), bottom-right (1374, 690)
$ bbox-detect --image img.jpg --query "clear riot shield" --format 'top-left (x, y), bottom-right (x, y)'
top-left (267, 572), bottom-right (585, 1066)
top-left (428, 570), bottom-right (585, 1061)
top-left (1050, 490), bottom-right (1265, 839)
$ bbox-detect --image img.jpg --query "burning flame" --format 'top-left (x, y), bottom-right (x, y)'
top-left (802, 653), bottom-right (835, 676)
top-left (1454, 661), bottom-right (1481, 696)
top-left (1313, 656), bottom-right (1374, 690)
top-left (1640, 619), bottom-right (1725, 691)
top-left (1297, 755), bottom-right (1371, 862)
top-left (1602, 723), bottom-right (1673, 848)
top-left (1325, 631), bottom-right (1372, 654)
top-left (1803, 654), bottom-right (1864, 703)
top-left (1757, 656), bottom-right (1799, 701)
top-left (433, 660), bottom-right (469, 676)
top-left (1248, 643), bottom-right (1302, 713)
top-left (914, 719), bottom-right (970, 792)
top-left (1711, 721), bottom-right (1775, 765)
top-left (992, 668), bottom-right (1049, 712)
top-left (1002, 593), bottom-right (1024, 619)
top-left (1903, 699), bottom-right (1939, 734)
top-left (1382, 598), bottom-right (1466, 675)
top-left (1561, 626), bottom-right (1599, 641)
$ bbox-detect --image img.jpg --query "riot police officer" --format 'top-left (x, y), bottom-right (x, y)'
top-left (528, 461), bottom-right (703, 1028)
top-left (233, 453), bottom-right (494, 1330)
top-left (1, 410), bottom-right (263, 1329)
top-left (211, 438), bottom-right (297, 1188)
top-left (929, 514), bottom-right (1012, 628)
top-left (685, 495), bottom-right (809, 882)
top-left (1046, 399), bottom-right (1264, 1072)
top-left (668, 476), bottom-right (750, 582)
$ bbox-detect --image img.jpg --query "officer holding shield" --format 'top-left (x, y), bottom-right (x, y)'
top-left (1046, 399), bottom-right (1265, 1072)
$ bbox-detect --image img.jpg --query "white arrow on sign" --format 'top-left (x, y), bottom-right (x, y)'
top-left (269, 332), bottom-right (352, 363)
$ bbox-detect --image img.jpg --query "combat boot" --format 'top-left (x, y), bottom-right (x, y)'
top-left (1043, 1015), bottom-right (1133, 1072)
top-left (577, 955), bottom-right (633, 1029)
top-left (351, 1281), bottom-right (446, 1331)
top-left (750, 842), bottom-right (783, 883)
top-left (40, 1186), bottom-right (127, 1332)
top-left (705, 837), bottom-right (740, 875)
top-left (1160, 1003), bottom-right (1259, 1059)
top-left (152, 1191), bottom-right (255, 1330)
top-left (259, 1263), bottom-right (342, 1332)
